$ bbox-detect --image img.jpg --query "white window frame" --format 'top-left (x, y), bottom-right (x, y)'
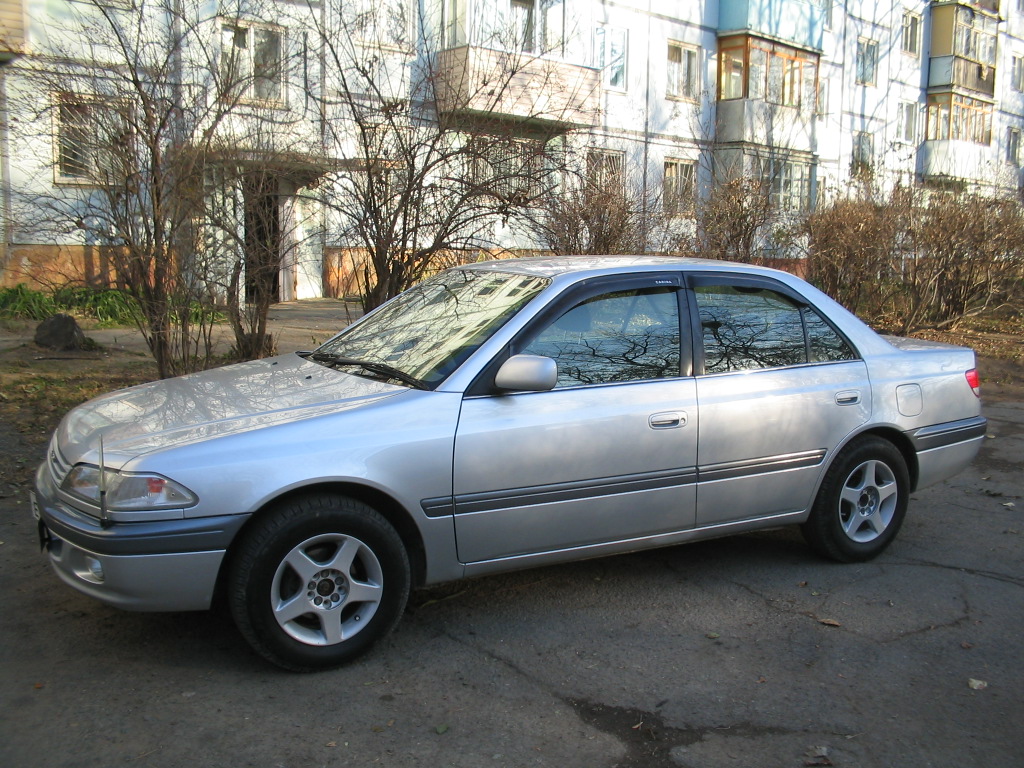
top-left (221, 21), bottom-right (285, 105)
top-left (663, 159), bottom-right (696, 215)
top-left (667, 42), bottom-right (699, 101)
top-left (897, 101), bottom-right (918, 143)
top-left (1011, 55), bottom-right (1024, 92)
top-left (53, 94), bottom-right (129, 186)
top-left (856, 38), bottom-right (878, 86)
top-left (902, 11), bottom-right (921, 57)
top-left (1008, 127), bottom-right (1021, 166)
top-left (595, 25), bottom-right (628, 90)
top-left (852, 130), bottom-right (874, 173)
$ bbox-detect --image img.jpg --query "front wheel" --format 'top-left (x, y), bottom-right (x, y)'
top-left (802, 437), bottom-right (910, 563)
top-left (228, 494), bottom-right (410, 671)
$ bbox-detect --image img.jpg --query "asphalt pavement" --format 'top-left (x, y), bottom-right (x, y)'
top-left (0, 303), bottom-right (1021, 768)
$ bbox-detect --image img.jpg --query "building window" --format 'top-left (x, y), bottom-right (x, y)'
top-left (511, 0), bottom-right (536, 52)
top-left (856, 38), bottom-right (878, 85)
top-left (852, 131), bottom-right (874, 174)
top-left (954, 9), bottom-right (997, 67)
top-left (595, 25), bottom-right (627, 89)
top-left (221, 23), bottom-right (283, 103)
top-left (1012, 56), bottom-right (1024, 91)
top-left (719, 44), bottom-right (745, 99)
top-left (471, 137), bottom-right (545, 203)
top-left (663, 160), bottom-right (695, 214)
top-left (926, 93), bottom-right (992, 144)
top-left (816, 78), bottom-right (829, 116)
top-left (55, 95), bottom-right (129, 184)
top-left (1008, 128), bottom-right (1021, 166)
top-left (667, 43), bottom-right (699, 100)
top-left (759, 158), bottom-right (812, 211)
top-left (902, 11), bottom-right (921, 56)
top-left (897, 101), bottom-right (918, 143)
top-left (510, 0), bottom-right (565, 55)
top-left (587, 149), bottom-right (624, 189)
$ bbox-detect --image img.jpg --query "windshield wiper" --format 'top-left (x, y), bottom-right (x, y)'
top-left (308, 352), bottom-right (428, 390)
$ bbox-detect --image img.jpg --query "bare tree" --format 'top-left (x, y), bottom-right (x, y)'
top-left (7, 0), bottom-right (313, 375)
top-left (312, 3), bottom-right (593, 311)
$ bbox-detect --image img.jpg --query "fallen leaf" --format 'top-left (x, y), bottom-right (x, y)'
top-left (819, 618), bottom-right (842, 627)
top-left (705, 632), bottom-right (721, 639)
top-left (961, 642), bottom-right (974, 650)
top-left (325, 742), bottom-right (337, 748)
top-left (631, 720), bottom-right (644, 730)
top-left (1002, 502), bottom-right (1016, 508)
top-left (435, 724), bottom-right (449, 735)
top-left (756, 676), bottom-right (767, 684)
top-left (371, 726), bottom-right (385, 733)
top-left (798, 581), bottom-right (808, 587)
top-left (968, 679), bottom-right (988, 691)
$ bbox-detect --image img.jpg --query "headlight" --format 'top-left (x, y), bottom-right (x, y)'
top-left (62, 465), bottom-right (198, 510)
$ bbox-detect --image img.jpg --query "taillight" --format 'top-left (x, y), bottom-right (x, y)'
top-left (965, 369), bottom-right (981, 397)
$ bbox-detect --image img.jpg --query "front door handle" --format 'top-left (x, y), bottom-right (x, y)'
top-left (650, 411), bottom-right (687, 429)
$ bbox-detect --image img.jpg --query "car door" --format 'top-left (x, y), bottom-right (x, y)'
top-left (451, 276), bottom-right (698, 564)
top-left (689, 276), bottom-right (871, 526)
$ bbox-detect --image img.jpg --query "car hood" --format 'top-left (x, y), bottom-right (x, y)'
top-left (56, 353), bottom-right (403, 467)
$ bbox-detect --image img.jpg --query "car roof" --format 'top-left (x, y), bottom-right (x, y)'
top-left (465, 255), bottom-right (784, 280)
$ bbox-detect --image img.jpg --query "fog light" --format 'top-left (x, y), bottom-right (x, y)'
top-left (85, 557), bottom-right (104, 582)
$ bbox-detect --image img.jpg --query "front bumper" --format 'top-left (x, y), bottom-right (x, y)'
top-left (33, 462), bottom-right (249, 612)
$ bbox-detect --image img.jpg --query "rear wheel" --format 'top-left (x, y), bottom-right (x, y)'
top-left (802, 437), bottom-right (910, 562)
top-left (228, 494), bottom-right (410, 671)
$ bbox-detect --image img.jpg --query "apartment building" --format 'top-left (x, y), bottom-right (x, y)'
top-left (0, 0), bottom-right (1021, 297)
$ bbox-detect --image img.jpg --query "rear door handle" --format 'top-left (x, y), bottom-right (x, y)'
top-left (835, 391), bottom-right (861, 406)
top-left (650, 411), bottom-right (686, 429)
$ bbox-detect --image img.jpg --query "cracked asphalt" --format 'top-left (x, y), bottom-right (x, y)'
top-left (0, 320), bottom-right (1020, 767)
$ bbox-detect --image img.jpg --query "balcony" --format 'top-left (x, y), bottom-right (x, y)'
top-left (715, 99), bottom-right (815, 154)
top-left (0, 0), bottom-right (24, 62)
top-left (435, 46), bottom-right (600, 130)
top-left (928, 56), bottom-right (997, 98)
top-left (920, 139), bottom-right (992, 182)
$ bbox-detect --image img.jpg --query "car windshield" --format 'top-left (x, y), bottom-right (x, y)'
top-left (313, 268), bottom-right (550, 388)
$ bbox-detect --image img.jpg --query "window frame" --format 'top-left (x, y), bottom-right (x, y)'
top-left (856, 37), bottom-right (879, 86)
top-left (1011, 55), bottom-right (1024, 92)
top-left (220, 20), bottom-right (286, 106)
top-left (667, 41), bottom-right (700, 101)
top-left (586, 149), bottom-right (626, 191)
top-left (595, 24), bottom-right (628, 90)
top-left (901, 11), bottom-right (922, 57)
top-left (686, 274), bottom-right (859, 376)
top-left (897, 101), bottom-right (919, 144)
top-left (52, 93), bottom-right (131, 187)
top-left (1008, 127), bottom-right (1022, 166)
top-left (663, 159), bottom-right (696, 216)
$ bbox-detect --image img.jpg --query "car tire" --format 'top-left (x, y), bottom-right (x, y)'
top-left (228, 494), bottom-right (410, 671)
top-left (802, 436), bottom-right (910, 563)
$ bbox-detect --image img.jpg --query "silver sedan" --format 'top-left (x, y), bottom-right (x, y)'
top-left (32, 257), bottom-right (987, 670)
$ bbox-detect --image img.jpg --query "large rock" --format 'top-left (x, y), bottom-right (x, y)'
top-left (34, 314), bottom-right (87, 351)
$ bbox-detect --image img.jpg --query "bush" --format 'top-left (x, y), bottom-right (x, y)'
top-left (0, 284), bottom-right (139, 325)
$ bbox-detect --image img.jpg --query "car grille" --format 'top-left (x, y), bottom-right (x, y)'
top-left (48, 440), bottom-right (73, 486)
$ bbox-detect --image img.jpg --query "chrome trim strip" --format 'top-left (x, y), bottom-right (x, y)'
top-left (421, 450), bottom-right (828, 518)
top-left (697, 450), bottom-right (827, 482)
top-left (453, 468), bottom-right (699, 516)
top-left (907, 416), bottom-right (988, 452)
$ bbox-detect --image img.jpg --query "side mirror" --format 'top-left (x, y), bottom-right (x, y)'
top-left (494, 354), bottom-right (557, 393)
